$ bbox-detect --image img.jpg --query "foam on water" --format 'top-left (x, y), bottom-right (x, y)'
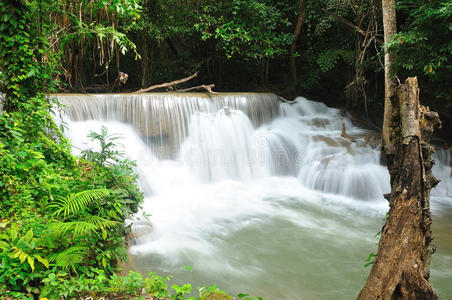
top-left (59, 94), bottom-right (452, 299)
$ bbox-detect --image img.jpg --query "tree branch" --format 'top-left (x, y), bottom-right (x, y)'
top-left (135, 72), bottom-right (198, 93)
top-left (322, 9), bottom-right (383, 44)
top-left (177, 84), bottom-right (219, 95)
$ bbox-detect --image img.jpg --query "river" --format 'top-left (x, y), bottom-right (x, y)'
top-left (57, 93), bottom-right (452, 299)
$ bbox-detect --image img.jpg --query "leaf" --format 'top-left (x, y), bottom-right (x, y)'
top-left (102, 228), bottom-right (107, 240)
top-left (11, 251), bottom-right (21, 259)
top-left (34, 255), bottom-right (49, 268)
top-left (0, 241), bottom-right (9, 249)
top-left (51, 189), bottom-right (110, 217)
top-left (19, 251), bottom-right (28, 264)
top-left (17, 150), bottom-right (28, 158)
top-left (27, 255), bottom-right (35, 271)
top-left (10, 228), bottom-right (18, 240)
top-left (48, 247), bottom-right (87, 271)
top-left (102, 257), bottom-right (107, 268)
top-left (24, 228), bottom-right (34, 243)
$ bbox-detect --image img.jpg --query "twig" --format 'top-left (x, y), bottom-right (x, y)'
top-left (322, 9), bottom-right (383, 44)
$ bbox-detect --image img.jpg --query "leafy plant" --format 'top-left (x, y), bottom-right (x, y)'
top-left (364, 252), bottom-right (376, 267)
top-left (237, 293), bottom-right (264, 300)
top-left (52, 189), bottom-right (110, 217)
top-left (144, 272), bottom-right (171, 298)
top-left (171, 283), bottom-right (192, 299)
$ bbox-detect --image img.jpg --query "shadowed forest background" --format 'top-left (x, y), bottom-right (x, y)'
top-left (4, 0), bottom-right (450, 139)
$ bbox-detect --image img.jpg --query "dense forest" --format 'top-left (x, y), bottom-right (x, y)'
top-left (0, 0), bottom-right (451, 299)
top-left (1, 0), bottom-right (452, 137)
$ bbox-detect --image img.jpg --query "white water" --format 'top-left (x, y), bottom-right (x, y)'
top-left (57, 93), bottom-right (452, 299)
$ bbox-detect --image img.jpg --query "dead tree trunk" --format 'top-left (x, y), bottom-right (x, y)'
top-left (357, 77), bottom-right (440, 300)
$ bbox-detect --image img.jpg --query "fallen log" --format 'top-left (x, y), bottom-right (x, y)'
top-left (135, 72), bottom-right (198, 93)
top-left (177, 84), bottom-right (219, 95)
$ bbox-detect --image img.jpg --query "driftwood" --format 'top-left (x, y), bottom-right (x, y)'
top-left (341, 122), bottom-right (356, 142)
top-left (357, 77), bottom-right (440, 300)
top-left (135, 72), bottom-right (198, 93)
top-left (177, 84), bottom-right (219, 95)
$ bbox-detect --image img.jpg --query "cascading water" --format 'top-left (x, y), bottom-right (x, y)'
top-left (57, 93), bottom-right (452, 299)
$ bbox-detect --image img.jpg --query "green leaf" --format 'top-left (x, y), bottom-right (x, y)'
top-left (19, 251), bottom-right (27, 263)
top-left (34, 254), bottom-right (49, 268)
top-left (51, 189), bottom-right (110, 217)
top-left (10, 228), bottom-right (18, 240)
top-left (102, 257), bottom-right (107, 268)
top-left (24, 228), bottom-right (33, 242)
top-left (27, 255), bottom-right (35, 271)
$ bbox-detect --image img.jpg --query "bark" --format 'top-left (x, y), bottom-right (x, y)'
top-left (381, 0), bottom-right (397, 151)
top-left (135, 72), bottom-right (198, 93)
top-left (289, 0), bottom-right (306, 90)
top-left (357, 77), bottom-right (440, 300)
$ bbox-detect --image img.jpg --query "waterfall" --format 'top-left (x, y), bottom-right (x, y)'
top-left (57, 93), bottom-right (280, 158)
top-left (56, 93), bottom-right (394, 201)
top-left (57, 93), bottom-right (452, 299)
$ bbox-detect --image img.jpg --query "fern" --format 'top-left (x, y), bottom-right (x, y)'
top-left (48, 246), bottom-right (88, 272)
top-left (51, 216), bottom-right (117, 237)
top-left (51, 189), bottom-right (110, 217)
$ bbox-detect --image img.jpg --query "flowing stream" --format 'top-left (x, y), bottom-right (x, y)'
top-left (57, 93), bottom-right (452, 299)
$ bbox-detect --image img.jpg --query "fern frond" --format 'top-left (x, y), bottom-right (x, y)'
top-left (48, 246), bottom-right (87, 272)
top-left (52, 189), bottom-right (110, 217)
top-left (83, 215), bottom-right (118, 230)
top-left (51, 216), bottom-right (117, 238)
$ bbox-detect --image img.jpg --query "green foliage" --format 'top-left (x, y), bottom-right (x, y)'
top-left (199, 285), bottom-right (233, 300)
top-left (172, 283), bottom-right (192, 299)
top-left (391, 1), bottom-right (452, 104)
top-left (195, 0), bottom-right (292, 60)
top-left (0, 1), bottom-right (57, 108)
top-left (0, 220), bottom-right (51, 297)
top-left (0, 123), bottom-right (144, 297)
top-left (364, 252), bottom-right (376, 267)
top-left (144, 272), bottom-right (171, 298)
top-left (317, 49), bottom-right (355, 73)
top-left (81, 126), bottom-right (124, 165)
top-left (237, 293), bottom-right (264, 300)
top-left (35, 269), bottom-right (235, 299)
top-left (52, 188), bottom-right (110, 217)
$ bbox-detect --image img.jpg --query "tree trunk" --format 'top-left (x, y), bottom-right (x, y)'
top-left (381, 0), bottom-right (397, 150)
top-left (289, 0), bottom-right (306, 92)
top-left (357, 77), bottom-right (440, 300)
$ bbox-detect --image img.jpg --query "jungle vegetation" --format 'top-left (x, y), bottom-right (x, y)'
top-left (0, 0), bottom-right (451, 299)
